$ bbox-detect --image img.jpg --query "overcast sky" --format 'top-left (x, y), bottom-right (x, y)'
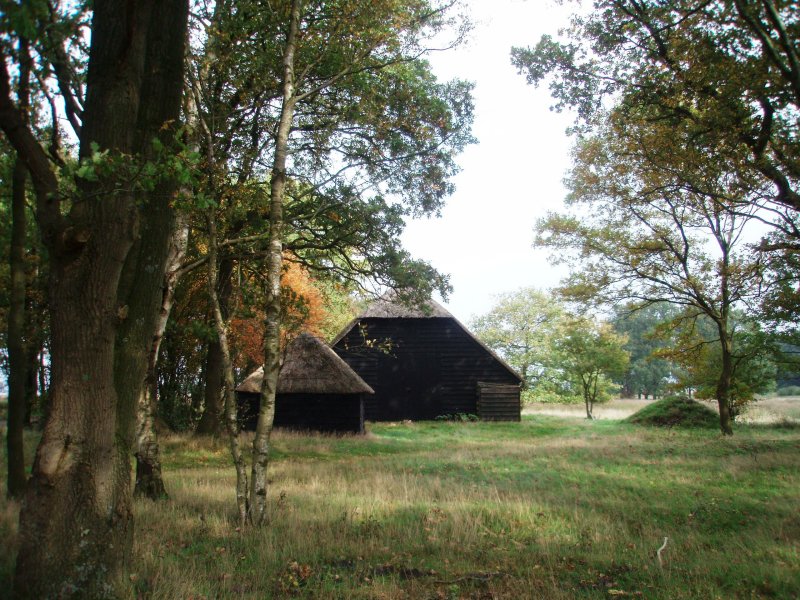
top-left (401, 0), bottom-right (578, 323)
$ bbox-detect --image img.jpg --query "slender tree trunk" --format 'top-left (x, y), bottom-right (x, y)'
top-left (37, 348), bottom-right (50, 426)
top-left (192, 24), bottom-right (238, 437)
top-left (207, 212), bottom-right (249, 527)
top-left (24, 342), bottom-right (41, 426)
top-left (717, 250), bottom-right (735, 436)
top-left (7, 3), bottom-right (189, 596)
top-left (134, 214), bottom-right (189, 500)
top-left (134, 375), bottom-right (168, 500)
top-left (716, 332), bottom-right (735, 436)
top-left (249, 0), bottom-right (301, 526)
top-left (7, 154), bottom-right (29, 499)
top-left (196, 342), bottom-right (226, 435)
top-left (197, 255), bottom-right (238, 436)
top-left (196, 255), bottom-right (238, 437)
top-left (583, 377), bottom-right (594, 419)
top-left (6, 37), bottom-right (31, 500)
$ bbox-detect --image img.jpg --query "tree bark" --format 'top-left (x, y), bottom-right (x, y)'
top-left (5, 2), bottom-right (189, 596)
top-left (24, 342), bottom-right (41, 427)
top-left (195, 257), bottom-right (238, 438)
top-left (195, 342), bottom-right (225, 435)
top-left (195, 224), bottom-right (239, 436)
top-left (716, 243), bottom-right (735, 436)
top-left (206, 212), bottom-right (249, 527)
top-left (134, 214), bottom-right (189, 500)
top-left (7, 154), bottom-right (30, 499)
top-left (249, 0), bottom-right (301, 526)
top-left (582, 376), bottom-right (594, 419)
top-left (716, 329), bottom-right (735, 436)
top-left (6, 37), bottom-right (32, 500)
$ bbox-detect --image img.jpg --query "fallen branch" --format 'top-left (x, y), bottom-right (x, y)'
top-left (435, 571), bottom-right (507, 585)
top-left (656, 537), bottom-right (669, 569)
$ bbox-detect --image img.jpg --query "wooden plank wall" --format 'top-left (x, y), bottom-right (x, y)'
top-left (236, 392), bottom-right (364, 433)
top-left (334, 318), bottom-right (521, 421)
top-left (477, 382), bottom-right (521, 422)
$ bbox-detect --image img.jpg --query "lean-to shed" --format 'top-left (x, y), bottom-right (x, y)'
top-left (236, 332), bottom-right (374, 434)
top-left (331, 294), bottom-right (522, 421)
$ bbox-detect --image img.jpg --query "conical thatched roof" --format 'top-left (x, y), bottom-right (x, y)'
top-left (236, 332), bottom-right (374, 395)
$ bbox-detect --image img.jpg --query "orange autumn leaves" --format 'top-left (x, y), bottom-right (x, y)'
top-left (229, 260), bottom-right (331, 370)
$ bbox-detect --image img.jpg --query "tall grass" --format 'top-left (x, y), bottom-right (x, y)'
top-left (2, 417), bottom-right (799, 598)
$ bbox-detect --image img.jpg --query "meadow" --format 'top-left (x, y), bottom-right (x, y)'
top-left (1, 408), bottom-right (799, 599)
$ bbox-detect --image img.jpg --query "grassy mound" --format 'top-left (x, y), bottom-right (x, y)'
top-left (627, 395), bottom-right (719, 429)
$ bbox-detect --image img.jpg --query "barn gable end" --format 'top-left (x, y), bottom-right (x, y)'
top-left (332, 295), bottom-right (522, 422)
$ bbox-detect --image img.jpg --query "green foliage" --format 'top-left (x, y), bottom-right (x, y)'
top-left (64, 133), bottom-right (203, 200)
top-left (512, 0), bottom-right (800, 211)
top-left (776, 385), bottom-right (800, 397)
top-left (189, 0), bottom-right (474, 302)
top-left (470, 288), bottom-right (566, 391)
top-left (551, 316), bottom-right (629, 416)
top-left (524, 386), bottom-right (582, 405)
top-left (434, 412), bottom-right (479, 422)
top-left (471, 290), bottom-right (634, 410)
top-left (147, 0), bottom-right (475, 431)
top-left (627, 395), bottom-right (720, 429)
top-left (514, 0), bottom-right (800, 329)
top-left (0, 0), bottom-right (49, 40)
top-left (611, 303), bottom-right (677, 398)
top-left (661, 312), bottom-right (779, 418)
top-left (516, 0), bottom-right (800, 433)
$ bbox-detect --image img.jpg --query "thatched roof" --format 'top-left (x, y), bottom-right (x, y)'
top-left (331, 292), bottom-right (451, 347)
top-left (359, 292), bottom-right (452, 319)
top-left (236, 332), bottom-right (374, 395)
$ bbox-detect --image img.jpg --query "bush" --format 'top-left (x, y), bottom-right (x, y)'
top-left (434, 413), bottom-right (478, 422)
top-left (526, 389), bottom-right (582, 405)
top-left (776, 385), bottom-right (800, 397)
top-left (627, 395), bottom-right (719, 429)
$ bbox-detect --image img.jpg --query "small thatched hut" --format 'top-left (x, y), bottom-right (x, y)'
top-left (236, 332), bottom-right (374, 434)
top-left (332, 294), bottom-right (523, 422)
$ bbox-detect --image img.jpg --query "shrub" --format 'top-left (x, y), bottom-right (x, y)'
top-left (526, 388), bottom-right (582, 405)
top-left (776, 385), bottom-right (800, 397)
top-left (434, 413), bottom-right (479, 422)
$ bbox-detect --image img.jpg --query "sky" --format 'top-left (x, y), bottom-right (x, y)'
top-left (400, 0), bottom-right (578, 323)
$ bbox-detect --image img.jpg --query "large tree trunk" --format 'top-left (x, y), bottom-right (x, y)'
top-left (6, 37), bottom-right (32, 500)
top-left (249, 0), bottom-right (301, 526)
top-left (7, 2), bottom-right (189, 596)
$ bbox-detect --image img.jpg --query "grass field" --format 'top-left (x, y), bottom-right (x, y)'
top-left (1, 413), bottom-right (799, 598)
top-left (524, 396), bottom-right (800, 424)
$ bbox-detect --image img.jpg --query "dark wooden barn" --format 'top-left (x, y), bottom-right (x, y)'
top-left (236, 332), bottom-right (374, 434)
top-left (331, 295), bottom-right (522, 422)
